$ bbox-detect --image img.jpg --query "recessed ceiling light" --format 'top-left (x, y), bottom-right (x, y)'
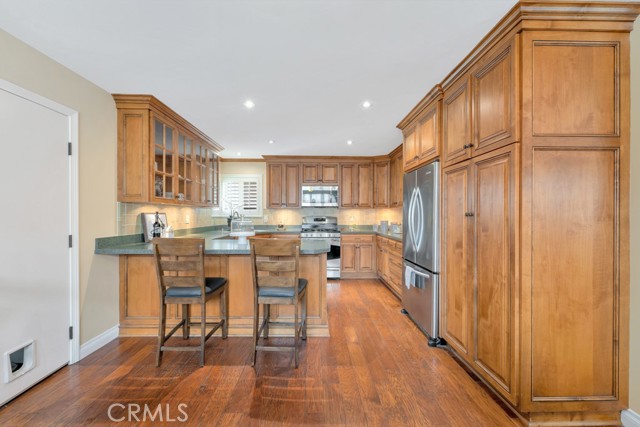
top-left (362, 100), bottom-right (372, 109)
top-left (243, 100), bottom-right (255, 109)
top-left (347, 140), bottom-right (353, 145)
top-left (236, 152), bottom-right (242, 156)
top-left (268, 140), bottom-right (275, 144)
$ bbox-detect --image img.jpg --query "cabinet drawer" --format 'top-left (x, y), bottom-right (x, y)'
top-left (342, 234), bottom-right (374, 244)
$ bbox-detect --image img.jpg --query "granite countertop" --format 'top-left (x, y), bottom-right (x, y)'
top-left (340, 227), bottom-right (403, 242)
top-left (95, 227), bottom-right (328, 256)
top-left (96, 224), bottom-right (401, 255)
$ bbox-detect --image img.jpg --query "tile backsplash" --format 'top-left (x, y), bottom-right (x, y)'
top-left (117, 203), bottom-right (402, 235)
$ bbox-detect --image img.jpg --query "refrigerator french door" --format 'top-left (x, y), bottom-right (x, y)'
top-left (402, 160), bottom-right (441, 346)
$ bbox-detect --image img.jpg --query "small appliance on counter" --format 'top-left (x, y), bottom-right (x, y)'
top-left (403, 160), bottom-right (441, 347)
top-left (229, 217), bottom-right (255, 245)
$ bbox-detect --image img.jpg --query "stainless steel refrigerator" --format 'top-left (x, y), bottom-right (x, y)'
top-left (402, 160), bottom-right (441, 346)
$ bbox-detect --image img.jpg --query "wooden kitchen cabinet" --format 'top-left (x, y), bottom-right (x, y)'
top-left (441, 144), bottom-right (518, 405)
top-left (442, 75), bottom-right (472, 168)
top-left (266, 162), bottom-right (300, 208)
top-left (389, 146), bottom-right (403, 207)
top-left (471, 36), bottom-right (519, 157)
top-left (341, 234), bottom-right (376, 278)
top-left (340, 162), bottom-right (373, 208)
top-left (301, 163), bottom-right (339, 184)
top-left (398, 4), bottom-right (637, 425)
top-left (114, 94), bottom-right (222, 206)
top-left (373, 160), bottom-right (390, 208)
top-left (376, 235), bottom-right (402, 298)
top-left (400, 87), bottom-right (443, 172)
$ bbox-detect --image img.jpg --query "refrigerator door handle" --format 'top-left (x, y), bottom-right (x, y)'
top-left (408, 188), bottom-right (424, 254)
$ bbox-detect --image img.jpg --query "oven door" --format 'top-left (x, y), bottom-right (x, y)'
top-left (301, 236), bottom-right (341, 279)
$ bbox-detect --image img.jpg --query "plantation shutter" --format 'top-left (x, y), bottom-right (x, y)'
top-left (220, 175), bottom-right (262, 217)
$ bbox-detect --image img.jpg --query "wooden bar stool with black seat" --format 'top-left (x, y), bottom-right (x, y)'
top-left (250, 238), bottom-right (308, 368)
top-left (153, 238), bottom-right (228, 367)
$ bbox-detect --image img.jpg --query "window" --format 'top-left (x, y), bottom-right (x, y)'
top-left (214, 174), bottom-right (263, 217)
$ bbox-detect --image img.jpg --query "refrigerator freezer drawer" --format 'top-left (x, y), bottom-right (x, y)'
top-left (402, 262), bottom-right (439, 345)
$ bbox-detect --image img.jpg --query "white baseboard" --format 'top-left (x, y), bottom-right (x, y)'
top-left (79, 325), bottom-right (119, 360)
top-left (623, 409), bottom-right (640, 427)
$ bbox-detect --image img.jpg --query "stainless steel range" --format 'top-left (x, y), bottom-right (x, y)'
top-left (301, 216), bottom-right (340, 279)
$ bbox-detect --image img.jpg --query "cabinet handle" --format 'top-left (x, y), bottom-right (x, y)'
top-left (465, 212), bottom-right (475, 217)
top-left (463, 143), bottom-right (475, 149)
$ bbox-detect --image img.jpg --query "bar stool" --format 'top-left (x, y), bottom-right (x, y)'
top-left (153, 238), bottom-right (228, 366)
top-left (250, 238), bottom-right (308, 368)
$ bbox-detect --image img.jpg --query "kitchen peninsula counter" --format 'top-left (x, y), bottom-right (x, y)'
top-left (96, 230), bottom-right (329, 338)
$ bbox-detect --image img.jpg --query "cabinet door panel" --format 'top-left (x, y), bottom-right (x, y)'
top-left (285, 164), bottom-right (300, 207)
top-left (443, 76), bottom-right (472, 167)
top-left (340, 165), bottom-right (355, 207)
top-left (531, 148), bottom-right (617, 400)
top-left (417, 103), bottom-right (439, 163)
top-left (403, 127), bottom-right (419, 171)
top-left (356, 164), bottom-right (373, 208)
top-left (358, 244), bottom-right (375, 273)
top-left (118, 110), bottom-right (149, 202)
top-left (473, 146), bottom-right (518, 404)
top-left (341, 244), bottom-right (356, 273)
top-left (473, 36), bottom-right (519, 155)
top-left (374, 161), bottom-right (390, 208)
top-left (302, 164), bottom-right (318, 183)
top-left (441, 162), bottom-right (472, 356)
top-left (531, 38), bottom-right (617, 137)
top-left (267, 163), bottom-right (284, 208)
top-left (320, 164), bottom-right (339, 183)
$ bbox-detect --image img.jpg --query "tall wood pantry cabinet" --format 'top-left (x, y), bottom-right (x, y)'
top-left (399, 2), bottom-right (639, 426)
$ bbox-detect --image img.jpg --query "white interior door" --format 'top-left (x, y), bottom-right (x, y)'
top-left (0, 85), bottom-right (72, 405)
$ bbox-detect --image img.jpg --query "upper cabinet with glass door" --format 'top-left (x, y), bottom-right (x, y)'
top-left (114, 94), bottom-right (223, 206)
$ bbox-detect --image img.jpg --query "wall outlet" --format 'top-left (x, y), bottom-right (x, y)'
top-left (185, 215), bottom-right (190, 224)
top-left (263, 215), bottom-right (269, 223)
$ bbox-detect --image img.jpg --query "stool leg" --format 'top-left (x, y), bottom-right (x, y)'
top-left (157, 299), bottom-right (167, 367)
top-left (200, 301), bottom-right (206, 366)
top-left (294, 298), bottom-right (299, 368)
top-left (252, 298), bottom-right (259, 367)
top-left (263, 304), bottom-right (270, 339)
top-left (221, 287), bottom-right (228, 339)
top-left (182, 304), bottom-right (190, 339)
top-left (302, 291), bottom-right (308, 341)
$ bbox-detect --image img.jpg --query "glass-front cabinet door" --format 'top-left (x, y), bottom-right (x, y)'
top-left (153, 117), bottom-right (175, 201)
top-left (206, 150), bottom-right (219, 206)
top-left (177, 133), bottom-right (193, 203)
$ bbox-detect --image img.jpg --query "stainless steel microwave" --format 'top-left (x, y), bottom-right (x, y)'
top-left (301, 185), bottom-right (339, 207)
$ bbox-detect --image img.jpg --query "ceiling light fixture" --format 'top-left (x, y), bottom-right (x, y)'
top-left (362, 100), bottom-right (372, 109)
top-left (268, 140), bottom-right (274, 144)
top-left (347, 140), bottom-right (353, 145)
top-left (243, 100), bottom-right (255, 109)
top-left (237, 152), bottom-right (242, 156)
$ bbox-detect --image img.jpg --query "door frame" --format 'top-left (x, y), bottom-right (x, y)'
top-left (0, 79), bottom-right (80, 364)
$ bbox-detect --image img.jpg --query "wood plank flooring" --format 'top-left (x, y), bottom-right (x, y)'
top-left (0, 279), bottom-right (519, 426)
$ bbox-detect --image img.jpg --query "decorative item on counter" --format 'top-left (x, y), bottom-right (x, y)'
top-left (162, 225), bottom-right (174, 238)
top-left (152, 212), bottom-right (163, 238)
top-left (391, 223), bottom-right (402, 234)
top-left (142, 212), bottom-right (168, 243)
top-left (380, 220), bottom-right (389, 234)
top-left (230, 216), bottom-right (255, 245)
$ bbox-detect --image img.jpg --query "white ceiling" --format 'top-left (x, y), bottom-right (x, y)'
top-left (0, 0), bottom-right (516, 159)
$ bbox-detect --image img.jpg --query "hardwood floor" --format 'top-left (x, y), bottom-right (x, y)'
top-left (0, 279), bottom-right (519, 426)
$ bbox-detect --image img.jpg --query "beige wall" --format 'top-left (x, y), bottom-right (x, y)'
top-left (629, 25), bottom-right (639, 414)
top-left (0, 29), bottom-right (119, 345)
